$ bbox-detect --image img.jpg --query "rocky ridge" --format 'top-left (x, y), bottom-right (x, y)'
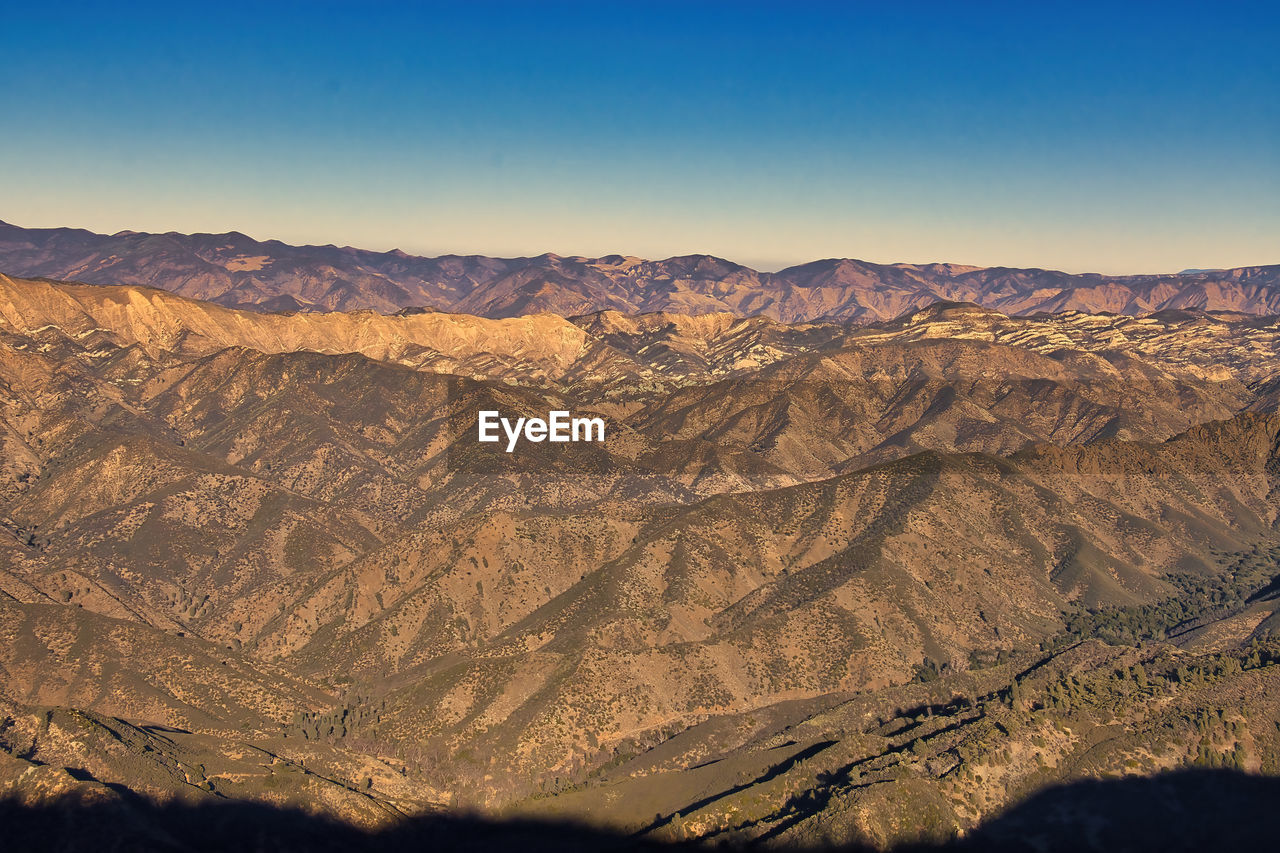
top-left (2, 220), bottom-right (1278, 322)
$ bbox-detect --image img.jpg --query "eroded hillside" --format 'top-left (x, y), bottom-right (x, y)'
top-left (3, 274), bottom-right (1280, 847)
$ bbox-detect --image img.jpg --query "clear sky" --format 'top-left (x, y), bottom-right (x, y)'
top-left (2, 1), bottom-right (1276, 273)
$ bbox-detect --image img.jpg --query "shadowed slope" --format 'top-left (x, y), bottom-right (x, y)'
top-left (1, 768), bottom-right (1277, 851)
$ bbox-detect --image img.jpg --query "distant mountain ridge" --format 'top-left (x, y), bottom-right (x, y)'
top-left (2, 220), bottom-right (1277, 322)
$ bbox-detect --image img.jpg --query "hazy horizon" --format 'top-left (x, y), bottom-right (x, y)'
top-left (0, 215), bottom-right (1265, 277)
top-left (2, 1), bottom-right (1277, 274)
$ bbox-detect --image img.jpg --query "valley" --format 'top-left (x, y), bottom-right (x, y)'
top-left (3, 272), bottom-right (1280, 848)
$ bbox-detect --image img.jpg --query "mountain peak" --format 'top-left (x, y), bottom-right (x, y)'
top-left (0, 220), bottom-right (1275, 323)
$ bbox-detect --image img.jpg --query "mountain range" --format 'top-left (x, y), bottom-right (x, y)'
top-left (3, 266), bottom-right (1280, 848)
top-left (4, 220), bottom-right (1280, 322)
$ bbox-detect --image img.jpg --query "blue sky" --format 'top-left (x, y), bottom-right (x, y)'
top-left (2, 1), bottom-right (1276, 272)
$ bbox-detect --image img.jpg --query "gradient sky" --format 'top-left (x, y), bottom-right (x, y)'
top-left (2, 1), bottom-right (1277, 273)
